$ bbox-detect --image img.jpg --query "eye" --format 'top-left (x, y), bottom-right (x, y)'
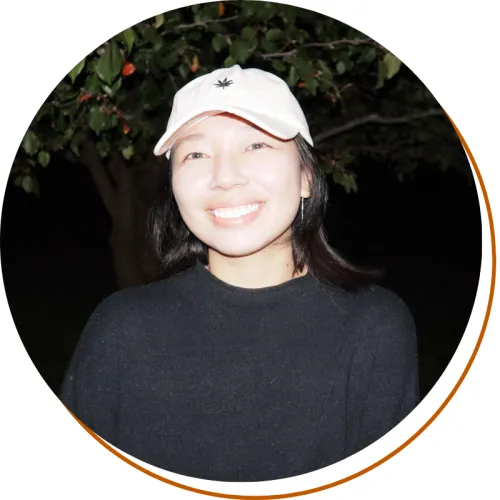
top-left (184, 152), bottom-right (208, 161)
top-left (246, 142), bottom-right (270, 151)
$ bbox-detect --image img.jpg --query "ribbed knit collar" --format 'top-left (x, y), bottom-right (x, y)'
top-left (190, 260), bottom-right (318, 305)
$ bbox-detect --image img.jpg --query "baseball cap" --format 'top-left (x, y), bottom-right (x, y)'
top-left (153, 65), bottom-right (313, 158)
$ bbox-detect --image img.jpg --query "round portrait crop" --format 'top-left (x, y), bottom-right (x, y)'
top-left (59, 64), bottom-right (420, 482)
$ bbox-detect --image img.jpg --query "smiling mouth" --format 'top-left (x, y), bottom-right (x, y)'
top-left (210, 202), bottom-right (263, 219)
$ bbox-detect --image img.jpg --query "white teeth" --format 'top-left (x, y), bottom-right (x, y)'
top-left (213, 203), bottom-right (260, 219)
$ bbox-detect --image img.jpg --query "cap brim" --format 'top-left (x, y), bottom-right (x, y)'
top-left (153, 104), bottom-right (311, 157)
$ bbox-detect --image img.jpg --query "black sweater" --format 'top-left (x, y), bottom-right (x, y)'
top-left (60, 262), bottom-right (419, 482)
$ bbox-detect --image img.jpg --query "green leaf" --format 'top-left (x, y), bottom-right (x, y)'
top-left (294, 56), bottom-right (315, 79)
top-left (336, 61), bottom-right (346, 75)
top-left (157, 51), bottom-right (179, 69)
top-left (172, 38), bottom-right (188, 54)
top-left (121, 144), bottom-right (134, 160)
top-left (37, 151), bottom-right (50, 167)
top-left (384, 52), bottom-right (402, 80)
top-left (295, 29), bottom-right (310, 45)
top-left (318, 60), bottom-right (333, 84)
top-left (255, 2), bottom-right (278, 21)
top-left (154, 14), bottom-right (164, 29)
top-left (54, 113), bottom-right (68, 133)
top-left (376, 53), bottom-right (402, 89)
top-left (376, 59), bottom-right (388, 89)
top-left (230, 38), bottom-right (252, 63)
top-left (142, 26), bottom-right (160, 45)
top-left (287, 64), bottom-right (298, 87)
top-left (70, 133), bottom-right (84, 157)
top-left (321, 159), bottom-right (335, 174)
top-left (208, 22), bottom-right (226, 34)
top-left (259, 37), bottom-right (278, 53)
top-left (59, 88), bottom-right (80, 103)
top-left (333, 50), bottom-right (350, 65)
top-left (212, 34), bottom-right (227, 53)
top-left (265, 28), bottom-right (282, 42)
top-left (241, 0), bottom-right (258, 17)
top-left (358, 47), bottom-right (377, 63)
top-left (142, 80), bottom-right (163, 111)
top-left (101, 84), bottom-right (114, 97)
top-left (331, 165), bottom-right (358, 193)
top-left (33, 103), bottom-right (50, 124)
top-left (272, 60), bottom-right (286, 72)
top-left (281, 5), bottom-right (297, 25)
top-left (178, 64), bottom-right (189, 79)
top-left (84, 73), bottom-right (101, 94)
top-left (111, 78), bottom-right (122, 95)
top-left (224, 55), bottom-right (237, 67)
top-left (305, 78), bottom-right (319, 95)
top-left (22, 130), bottom-right (40, 156)
top-left (22, 176), bottom-right (40, 196)
top-left (88, 106), bottom-right (107, 134)
top-left (109, 113), bottom-right (118, 129)
top-left (60, 102), bottom-right (78, 118)
top-left (95, 41), bottom-right (123, 85)
top-left (241, 27), bottom-right (256, 42)
top-left (101, 77), bottom-right (122, 97)
top-left (13, 176), bottom-right (23, 188)
top-left (96, 140), bottom-right (110, 158)
top-left (121, 28), bottom-right (136, 53)
top-left (69, 57), bottom-right (86, 83)
top-left (63, 125), bottom-right (75, 141)
top-left (52, 135), bottom-right (66, 151)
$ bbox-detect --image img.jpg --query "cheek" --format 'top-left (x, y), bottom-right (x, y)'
top-left (172, 169), bottom-right (202, 215)
top-left (257, 159), bottom-right (302, 201)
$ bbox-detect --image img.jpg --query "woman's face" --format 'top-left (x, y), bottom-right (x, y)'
top-left (171, 113), bottom-right (310, 258)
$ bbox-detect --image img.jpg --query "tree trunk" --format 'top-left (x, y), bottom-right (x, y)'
top-left (108, 223), bottom-right (144, 289)
top-left (80, 142), bottom-right (152, 290)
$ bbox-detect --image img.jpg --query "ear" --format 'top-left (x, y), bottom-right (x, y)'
top-left (300, 168), bottom-right (312, 198)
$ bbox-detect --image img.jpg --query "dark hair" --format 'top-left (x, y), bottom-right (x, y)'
top-left (148, 134), bottom-right (379, 290)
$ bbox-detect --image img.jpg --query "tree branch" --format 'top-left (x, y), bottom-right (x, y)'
top-left (313, 109), bottom-right (444, 143)
top-left (261, 38), bottom-right (380, 59)
top-left (176, 15), bottom-right (239, 30)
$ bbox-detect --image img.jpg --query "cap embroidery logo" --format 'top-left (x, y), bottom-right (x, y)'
top-left (214, 77), bottom-right (233, 89)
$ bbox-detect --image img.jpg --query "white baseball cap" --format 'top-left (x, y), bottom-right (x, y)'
top-left (153, 65), bottom-right (313, 158)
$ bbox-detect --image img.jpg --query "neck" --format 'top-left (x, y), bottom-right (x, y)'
top-left (207, 240), bottom-right (306, 289)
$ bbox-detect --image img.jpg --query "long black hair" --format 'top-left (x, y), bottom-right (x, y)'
top-left (148, 134), bottom-right (379, 290)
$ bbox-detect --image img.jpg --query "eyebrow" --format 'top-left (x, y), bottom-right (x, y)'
top-left (172, 124), bottom-right (270, 154)
top-left (173, 133), bottom-right (206, 150)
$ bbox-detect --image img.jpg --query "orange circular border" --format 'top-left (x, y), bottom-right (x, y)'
top-left (67, 111), bottom-right (496, 499)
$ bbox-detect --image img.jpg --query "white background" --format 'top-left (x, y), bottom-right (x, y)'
top-left (1, 0), bottom-right (498, 498)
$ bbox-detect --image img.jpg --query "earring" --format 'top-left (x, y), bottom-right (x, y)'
top-left (301, 197), bottom-right (304, 222)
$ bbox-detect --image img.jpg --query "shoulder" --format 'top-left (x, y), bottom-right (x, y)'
top-left (100, 266), bottom-right (197, 309)
top-left (353, 284), bottom-right (414, 325)
top-left (342, 284), bottom-right (417, 352)
top-left (64, 267), bottom-right (202, 389)
top-left (312, 278), bottom-right (414, 329)
top-left (83, 266), bottom-right (199, 335)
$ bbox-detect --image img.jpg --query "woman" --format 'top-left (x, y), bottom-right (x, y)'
top-left (60, 65), bottom-right (419, 482)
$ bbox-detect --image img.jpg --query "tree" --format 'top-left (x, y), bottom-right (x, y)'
top-left (11, 1), bottom-right (468, 289)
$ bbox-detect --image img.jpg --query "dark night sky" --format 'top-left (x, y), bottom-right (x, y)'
top-left (0, 155), bottom-right (482, 396)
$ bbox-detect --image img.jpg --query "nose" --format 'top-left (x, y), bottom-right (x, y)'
top-left (209, 151), bottom-right (249, 190)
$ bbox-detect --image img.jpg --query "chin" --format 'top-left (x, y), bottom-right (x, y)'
top-left (206, 240), bottom-right (272, 259)
top-left (204, 228), bottom-right (293, 259)
top-left (186, 216), bottom-right (295, 258)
